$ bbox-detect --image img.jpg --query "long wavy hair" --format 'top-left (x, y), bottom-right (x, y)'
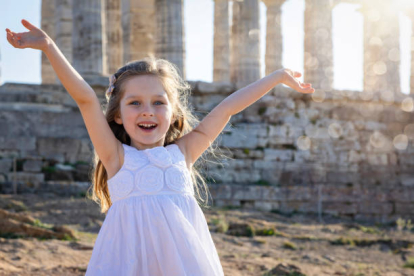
top-left (86, 57), bottom-right (226, 214)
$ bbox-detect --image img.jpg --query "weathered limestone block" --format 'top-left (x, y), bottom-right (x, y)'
top-left (395, 203), bottom-right (414, 215)
top-left (191, 95), bottom-right (227, 111)
top-left (389, 187), bottom-right (414, 202)
top-left (254, 201), bottom-right (277, 212)
top-left (195, 81), bottom-right (235, 95)
top-left (279, 201), bottom-right (318, 213)
top-left (326, 171), bottom-right (358, 184)
top-left (23, 159), bottom-right (43, 173)
top-left (232, 149), bottom-right (264, 159)
top-left (0, 109), bottom-right (87, 138)
top-left (233, 170), bottom-right (261, 183)
top-left (77, 139), bottom-right (94, 163)
top-left (37, 138), bottom-right (83, 163)
top-left (253, 160), bottom-right (281, 170)
top-left (400, 174), bottom-right (414, 187)
top-left (366, 153), bottom-right (388, 166)
top-left (0, 159), bottom-right (12, 174)
top-left (358, 202), bottom-right (394, 215)
top-left (232, 185), bottom-right (263, 200)
top-left (264, 149), bottom-right (293, 162)
top-left (220, 133), bottom-right (258, 149)
top-left (261, 167), bottom-right (282, 184)
top-left (6, 172), bottom-right (45, 187)
top-left (208, 184), bottom-right (232, 199)
top-left (283, 186), bottom-right (315, 201)
top-left (226, 159), bottom-right (254, 170)
top-left (320, 185), bottom-right (359, 202)
top-left (322, 202), bottom-right (358, 216)
top-left (212, 199), bottom-right (241, 207)
top-left (0, 137), bottom-right (36, 151)
top-left (208, 168), bottom-right (234, 183)
top-left (261, 187), bottom-right (283, 201)
top-left (294, 150), bottom-right (312, 163)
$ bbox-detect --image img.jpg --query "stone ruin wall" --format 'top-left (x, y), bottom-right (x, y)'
top-left (1, 0), bottom-right (414, 223)
top-left (1, 80), bottom-right (414, 223)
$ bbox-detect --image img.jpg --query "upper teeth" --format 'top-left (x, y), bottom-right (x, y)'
top-left (139, 124), bottom-right (156, 127)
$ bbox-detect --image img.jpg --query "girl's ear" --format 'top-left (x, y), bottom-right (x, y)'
top-left (114, 113), bottom-right (123, 125)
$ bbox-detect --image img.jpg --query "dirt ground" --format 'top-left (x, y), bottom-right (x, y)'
top-left (0, 193), bottom-right (414, 276)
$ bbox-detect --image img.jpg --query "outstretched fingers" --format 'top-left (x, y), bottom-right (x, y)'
top-left (21, 19), bottom-right (36, 31)
top-left (6, 29), bottom-right (23, 48)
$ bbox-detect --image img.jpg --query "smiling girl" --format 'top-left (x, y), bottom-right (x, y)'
top-left (6, 19), bottom-right (314, 275)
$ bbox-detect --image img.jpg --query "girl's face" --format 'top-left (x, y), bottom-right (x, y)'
top-left (115, 75), bottom-right (175, 150)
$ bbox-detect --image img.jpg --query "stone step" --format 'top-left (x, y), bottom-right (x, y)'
top-left (0, 102), bottom-right (72, 113)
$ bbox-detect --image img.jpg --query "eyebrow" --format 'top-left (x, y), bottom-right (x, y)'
top-left (125, 94), bottom-right (166, 100)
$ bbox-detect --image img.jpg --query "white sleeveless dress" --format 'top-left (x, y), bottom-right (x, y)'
top-left (85, 143), bottom-right (224, 276)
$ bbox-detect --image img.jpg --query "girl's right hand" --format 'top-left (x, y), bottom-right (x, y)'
top-left (6, 19), bottom-right (51, 52)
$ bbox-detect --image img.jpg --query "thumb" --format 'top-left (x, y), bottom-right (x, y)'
top-left (21, 19), bottom-right (36, 31)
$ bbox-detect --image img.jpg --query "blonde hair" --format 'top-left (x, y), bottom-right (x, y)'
top-left (86, 56), bottom-right (226, 214)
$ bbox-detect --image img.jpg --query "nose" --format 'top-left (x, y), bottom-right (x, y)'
top-left (141, 105), bottom-right (154, 117)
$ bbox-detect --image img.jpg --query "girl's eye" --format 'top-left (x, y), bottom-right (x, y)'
top-left (130, 101), bottom-right (164, 105)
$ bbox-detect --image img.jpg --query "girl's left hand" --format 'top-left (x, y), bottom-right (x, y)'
top-left (279, 68), bottom-right (315, 94)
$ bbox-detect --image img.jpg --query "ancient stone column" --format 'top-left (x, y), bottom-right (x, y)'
top-left (41, 0), bottom-right (56, 84)
top-left (408, 11), bottom-right (414, 95)
top-left (230, 0), bottom-right (261, 89)
top-left (213, 0), bottom-right (230, 82)
top-left (72, 0), bottom-right (107, 76)
top-left (360, 3), bottom-right (400, 97)
top-left (155, 0), bottom-right (185, 78)
top-left (122, 0), bottom-right (154, 63)
top-left (304, 0), bottom-right (334, 91)
top-left (263, 0), bottom-right (285, 76)
top-left (55, 0), bottom-right (73, 81)
top-left (106, 0), bottom-right (123, 74)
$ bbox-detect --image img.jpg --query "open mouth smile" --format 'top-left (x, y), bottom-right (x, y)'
top-left (138, 123), bottom-right (158, 132)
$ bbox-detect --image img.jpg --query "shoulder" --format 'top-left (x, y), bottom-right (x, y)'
top-left (173, 139), bottom-right (193, 171)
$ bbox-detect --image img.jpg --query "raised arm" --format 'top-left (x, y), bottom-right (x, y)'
top-left (6, 19), bottom-right (122, 177)
top-left (176, 69), bottom-right (315, 167)
top-left (6, 19), bottom-right (95, 104)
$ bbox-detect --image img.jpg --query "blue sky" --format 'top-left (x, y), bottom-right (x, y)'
top-left (0, 0), bottom-right (412, 93)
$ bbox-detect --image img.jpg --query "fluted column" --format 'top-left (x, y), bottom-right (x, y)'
top-left (408, 11), bottom-right (414, 94)
top-left (122, 0), bottom-right (154, 63)
top-left (55, 0), bottom-right (73, 82)
top-left (263, 0), bottom-right (285, 76)
top-left (231, 0), bottom-right (261, 89)
top-left (155, 0), bottom-right (185, 78)
top-left (41, 0), bottom-right (56, 84)
top-left (304, 0), bottom-right (333, 90)
top-left (72, 0), bottom-right (107, 76)
top-left (361, 3), bottom-right (400, 97)
top-left (106, 0), bottom-right (123, 74)
top-left (213, 0), bottom-right (230, 82)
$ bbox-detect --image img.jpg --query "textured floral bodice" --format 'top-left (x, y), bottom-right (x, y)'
top-left (107, 143), bottom-right (194, 203)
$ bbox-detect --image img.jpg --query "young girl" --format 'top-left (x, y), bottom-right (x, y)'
top-left (6, 19), bottom-right (314, 275)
